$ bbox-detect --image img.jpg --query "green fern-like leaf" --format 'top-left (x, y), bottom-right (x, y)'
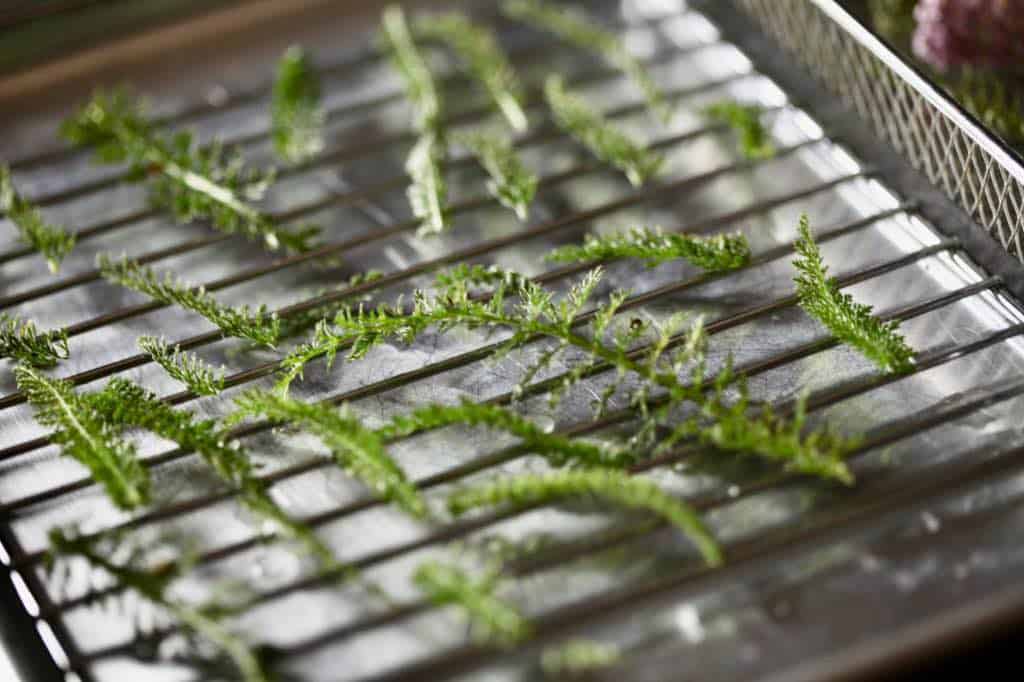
top-left (455, 131), bottom-right (537, 220)
top-left (88, 378), bottom-right (336, 567)
top-left (413, 561), bottom-right (529, 645)
top-left (276, 264), bottom-right (857, 482)
top-left (704, 101), bottom-right (776, 160)
top-left (544, 75), bottom-right (664, 186)
top-left (139, 336), bottom-right (225, 396)
top-left (61, 90), bottom-right (318, 253)
top-left (382, 6), bottom-right (450, 234)
top-left (0, 165), bottom-right (75, 272)
top-left (0, 314), bottom-right (70, 368)
top-left (272, 46), bottom-right (325, 165)
top-left (503, 0), bottom-right (670, 121)
top-left (406, 131), bottom-right (449, 235)
top-left (99, 255), bottom-right (280, 348)
top-left (47, 528), bottom-right (271, 682)
top-left (541, 639), bottom-right (621, 677)
top-left (546, 227), bottom-right (751, 270)
top-left (232, 389), bottom-right (427, 518)
top-left (792, 215), bottom-right (914, 374)
top-left (15, 366), bottom-right (149, 510)
top-left (379, 399), bottom-right (633, 468)
top-left (448, 469), bottom-right (722, 566)
top-left (416, 13), bottom-right (528, 132)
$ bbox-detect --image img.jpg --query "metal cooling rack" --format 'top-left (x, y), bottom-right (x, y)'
top-left (4, 1), bottom-right (1024, 681)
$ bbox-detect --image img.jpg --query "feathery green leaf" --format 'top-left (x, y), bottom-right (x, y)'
top-left (15, 366), bottom-right (149, 510)
top-left (232, 389), bottom-right (427, 518)
top-left (704, 101), bottom-right (775, 159)
top-left (406, 131), bottom-right (449, 235)
top-left (379, 399), bottom-right (633, 468)
top-left (792, 215), bottom-right (914, 374)
top-left (99, 255), bottom-right (280, 348)
top-left (382, 6), bottom-right (449, 234)
top-left (416, 13), bottom-right (528, 132)
top-left (546, 227), bottom-right (751, 270)
top-left (448, 469), bottom-right (722, 565)
top-left (48, 528), bottom-right (271, 682)
top-left (456, 131), bottom-right (537, 220)
top-left (544, 75), bottom-right (664, 186)
top-left (276, 264), bottom-right (857, 482)
top-left (503, 0), bottom-right (670, 121)
top-left (139, 336), bottom-right (225, 396)
top-left (0, 314), bottom-right (69, 368)
top-left (272, 46), bottom-right (325, 165)
top-left (413, 561), bottom-right (529, 645)
top-left (0, 165), bottom-right (75, 272)
top-left (88, 378), bottom-right (336, 566)
top-left (62, 90), bottom-right (318, 253)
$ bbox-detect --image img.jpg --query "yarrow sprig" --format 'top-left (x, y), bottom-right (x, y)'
top-left (272, 46), bottom-right (325, 165)
top-left (503, 0), bottom-right (671, 121)
top-left (379, 399), bottom-right (633, 469)
top-left (544, 75), bottom-right (664, 187)
top-left (455, 131), bottom-right (537, 219)
top-left (546, 227), bottom-right (751, 270)
top-left (276, 264), bottom-right (856, 482)
top-left (0, 165), bottom-right (75, 272)
top-left (704, 101), bottom-right (776, 160)
top-left (139, 336), bottom-right (225, 396)
top-left (61, 90), bottom-right (318, 253)
top-left (382, 5), bottom-right (449, 234)
top-left (15, 366), bottom-right (149, 510)
top-left (448, 469), bottom-right (722, 565)
top-left (416, 13), bottom-right (529, 132)
top-left (413, 561), bottom-right (529, 645)
top-left (792, 215), bottom-right (915, 374)
top-left (47, 528), bottom-right (271, 682)
top-left (98, 255), bottom-right (281, 348)
top-left (0, 313), bottom-right (70, 368)
top-left (87, 378), bottom-right (337, 567)
top-left (231, 389), bottom-right (428, 518)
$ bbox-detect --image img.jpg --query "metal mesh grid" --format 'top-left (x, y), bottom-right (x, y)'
top-left (1, 2), bottom-right (1024, 681)
top-left (731, 0), bottom-right (1024, 263)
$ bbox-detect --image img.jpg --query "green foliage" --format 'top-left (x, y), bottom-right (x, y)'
top-left (416, 13), bottom-right (528, 132)
top-left (0, 314), bottom-right (69, 368)
top-left (231, 389), bottom-right (427, 518)
top-left (0, 165), bottom-right (75, 272)
top-left (277, 264), bottom-right (857, 482)
top-left (47, 528), bottom-right (271, 682)
top-left (447, 469), bottom-right (722, 566)
top-left (406, 131), bottom-right (449, 235)
top-left (61, 90), bottom-right (318, 253)
top-left (792, 215), bottom-right (914, 374)
top-left (546, 227), bottom-right (751, 270)
top-left (541, 639), bottom-right (621, 677)
top-left (456, 131), bottom-right (537, 220)
top-left (413, 561), bottom-right (529, 645)
top-left (139, 336), bottom-right (225, 396)
top-left (503, 0), bottom-right (671, 121)
top-left (703, 101), bottom-right (775, 159)
top-left (379, 399), bottom-right (633, 468)
top-left (544, 75), bottom-right (664, 186)
top-left (15, 366), bottom-right (149, 510)
top-left (99, 255), bottom-right (280, 348)
top-left (88, 378), bottom-right (336, 566)
top-left (383, 5), bottom-right (449, 234)
top-left (272, 46), bottom-right (325, 165)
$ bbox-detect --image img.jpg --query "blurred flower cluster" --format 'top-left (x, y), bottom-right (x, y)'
top-left (911, 0), bottom-right (1024, 71)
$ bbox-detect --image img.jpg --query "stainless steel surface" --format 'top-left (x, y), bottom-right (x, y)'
top-left (2, 1), bottom-right (1024, 681)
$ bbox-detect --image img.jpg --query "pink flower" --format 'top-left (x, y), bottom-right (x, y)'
top-left (912, 0), bottom-right (1024, 71)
